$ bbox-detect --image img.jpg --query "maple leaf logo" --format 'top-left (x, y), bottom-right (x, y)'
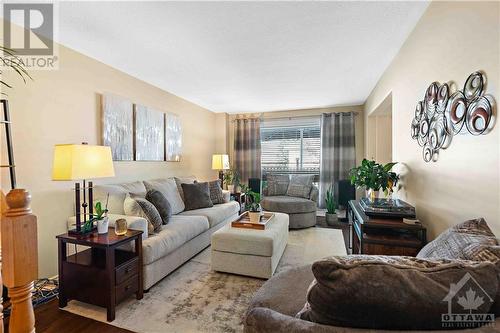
top-left (457, 288), bottom-right (484, 313)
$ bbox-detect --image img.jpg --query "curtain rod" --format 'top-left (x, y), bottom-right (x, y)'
top-left (230, 112), bottom-right (359, 122)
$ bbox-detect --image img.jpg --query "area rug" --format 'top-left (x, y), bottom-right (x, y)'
top-left (63, 227), bottom-right (346, 333)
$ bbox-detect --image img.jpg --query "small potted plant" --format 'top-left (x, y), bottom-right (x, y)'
top-left (244, 188), bottom-right (261, 223)
top-left (92, 195), bottom-right (109, 234)
top-left (349, 159), bottom-right (399, 201)
top-left (325, 186), bottom-right (338, 226)
top-left (223, 167), bottom-right (239, 193)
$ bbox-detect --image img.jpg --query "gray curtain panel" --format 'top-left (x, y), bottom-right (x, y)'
top-left (319, 112), bottom-right (356, 208)
top-left (234, 118), bottom-right (261, 184)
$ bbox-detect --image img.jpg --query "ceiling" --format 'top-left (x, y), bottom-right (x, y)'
top-left (55, 1), bottom-right (429, 113)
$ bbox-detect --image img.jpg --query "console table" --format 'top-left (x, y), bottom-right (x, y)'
top-left (348, 200), bottom-right (427, 256)
top-left (57, 229), bottom-right (143, 321)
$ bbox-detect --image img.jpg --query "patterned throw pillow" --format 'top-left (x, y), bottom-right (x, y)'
top-left (266, 174), bottom-right (289, 196)
top-left (463, 243), bottom-right (500, 262)
top-left (286, 174), bottom-right (314, 199)
top-left (145, 189), bottom-right (172, 225)
top-left (416, 218), bottom-right (498, 260)
top-left (297, 255), bottom-right (499, 330)
top-left (208, 180), bottom-right (225, 204)
top-left (123, 194), bottom-right (162, 233)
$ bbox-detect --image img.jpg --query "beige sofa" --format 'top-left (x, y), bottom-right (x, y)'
top-left (68, 178), bottom-right (240, 290)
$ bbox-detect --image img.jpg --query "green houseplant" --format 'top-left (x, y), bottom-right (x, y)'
top-left (324, 185), bottom-right (338, 225)
top-left (223, 167), bottom-right (239, 193)
top-left (241, 184), bottom-right (262, 223)
top-left (349, 159), bottom-right (399, 201)
top-left (92, 201), bottom-right (109, 234)
top-left (1, 45), bottom-right (32, 94)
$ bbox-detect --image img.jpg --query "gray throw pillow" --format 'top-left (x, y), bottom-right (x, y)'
top-left (266, 174), bottom-right (290, 196)
top-left (286, 174), bottom-right (314, 198)
top-left (144, 178), bottom-right (185, 214)
top-left (124, 194), bottom-right (162, 233)
top-left (208, 180), bottom-right (225, 204)
top-left (145, 189), bottom-right (172, 225)
top-left (181, 182), bottom-right (213, 211)
top-left (417, 218), bottom-right (498, 260)
top-left (175, 176), bottom-right (197, 202)
top-left (297, 255), bottom-right (499, 330)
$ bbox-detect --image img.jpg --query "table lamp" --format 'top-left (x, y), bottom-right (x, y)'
top-left (212, 154), bottom-right (229, 182)
top-left (52, 143), bottom-right (115, 235)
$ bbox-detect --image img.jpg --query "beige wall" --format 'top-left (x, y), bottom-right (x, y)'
top-left (1, 45), bottom-right (218, 278)
top-left (364, 1), bottom-right (500, 238)
top-left (226, 105), bottom-right (365, 170)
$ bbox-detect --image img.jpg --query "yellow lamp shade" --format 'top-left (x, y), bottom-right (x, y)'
top-left (52, 144), bottom-right (115, 180)
top-left (212, 154), bottom-right (229, 170)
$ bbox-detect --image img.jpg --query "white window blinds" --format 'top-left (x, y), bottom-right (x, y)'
top-left (260, 117), bottom-right (321, 177)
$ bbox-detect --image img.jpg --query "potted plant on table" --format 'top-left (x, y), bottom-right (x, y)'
top-left (223, 167), bottom-right (239, 193)
top-left (325, 186), bottom-right (338, 226)
top-left (349, 159), bottom-right (399, 201)
top-left (90, 196), bottom-right (110, 234)
top-left (241, 185), bottom-right (261, 223)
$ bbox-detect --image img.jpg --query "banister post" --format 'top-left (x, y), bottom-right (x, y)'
top-left (2, 189), bottom-right (38, 333)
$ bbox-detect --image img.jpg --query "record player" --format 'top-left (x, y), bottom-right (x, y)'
top-left (359, 197), bottom-right (416, 218)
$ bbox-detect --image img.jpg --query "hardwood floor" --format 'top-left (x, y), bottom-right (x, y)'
top-left (4, 299), bottom-right (133, 333)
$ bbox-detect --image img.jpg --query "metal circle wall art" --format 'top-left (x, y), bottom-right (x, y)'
top-left (410, 71), bottom-right (495, 162)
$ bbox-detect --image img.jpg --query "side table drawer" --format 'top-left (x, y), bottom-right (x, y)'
top-left (116, 275), bottom-right (139, 303)
top-left (116, 257), bottom-right (139, 285)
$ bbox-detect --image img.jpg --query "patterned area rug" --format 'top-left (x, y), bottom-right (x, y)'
top-left (63, 227), bottom-right (346, 333)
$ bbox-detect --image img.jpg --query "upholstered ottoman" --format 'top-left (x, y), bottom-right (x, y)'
top-left (211, 212), bottom-right (289, 279)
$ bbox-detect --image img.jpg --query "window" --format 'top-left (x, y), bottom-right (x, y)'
top-left (260, 117), bottom-right (321, 178)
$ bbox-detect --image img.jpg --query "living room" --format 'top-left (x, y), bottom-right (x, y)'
top-left (0, 1), bottom-right (499, 332)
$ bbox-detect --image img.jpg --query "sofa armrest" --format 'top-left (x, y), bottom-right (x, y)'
top-left (309, 185), bottom-right (319, 203)
top-left (222, 190), bottom-right (231, 203)
top-left (245, 307), bottom-right (341, 333)
top-left (67, 214), bottom-right (148, 239)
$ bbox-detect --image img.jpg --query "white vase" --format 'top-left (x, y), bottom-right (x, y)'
top-left (248, 211), bottom-right (261, 223)
top-left (97, 217), bottom-right (109, 234)
top-left (227, 184), bottom-right (235, 193)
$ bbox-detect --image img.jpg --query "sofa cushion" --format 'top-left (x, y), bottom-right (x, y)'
top-left (142, 215), bottom-right (209, 265)
top-left (266, 174), bottom-right (290, 196)
top-left (417, 218), bottom-right (498, 260)
top-left (124, 194), bottom-right (162, 234)
top-left (179, 201), bottom-right (239, 228)
top-left (144, 178), bottom-right (185, 215)
top-left (286, 174), bottom-right (314, 199)
top-left (297, 255), bottom-right (499, 330)
top-left (175, 176), bottom-right (197, 201)
top-left (94, 181), bottom-right (147, 215)
top-left (182, 182), bottom-right (214, 211)
top-left (261, 196), bottom-right (316, 214)
top-left (208, 180), bottom-right (225, 204)
top-left (145, 189), bottom-right (172, 225)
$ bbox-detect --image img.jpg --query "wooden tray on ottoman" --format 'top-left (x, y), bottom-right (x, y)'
top-left (231, 211), bottom-right (275, 230)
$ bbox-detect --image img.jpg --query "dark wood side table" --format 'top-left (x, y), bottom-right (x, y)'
top-left (348, 200), bottom-right (427, 256)
top-left (56, 229), bottom-right (143, 321)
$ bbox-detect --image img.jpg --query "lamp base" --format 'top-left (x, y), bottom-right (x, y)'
top-left (68, 225), bottom-right (97, 237)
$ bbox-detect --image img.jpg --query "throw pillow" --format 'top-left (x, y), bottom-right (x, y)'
top-left (266, 174), bottom-right (290, 196)
top-left (123, 194), bottom-right (162, 233)
top-left (286, 174), bottom-right (314, 199)
top-left (417, 218), bottom-right (498, 260)
top-left (296, 255), bottom-right (499, 330)
top-left (175, 176), bottom-right (197, 202)
top-left (208, 180), bottom-right (225, 204)
top-left (144, 178), bottom-right (185, 214)
top-left (145, 189), bottom-right (172, 225)
top-left (181, 182), bottom-right (213, 211)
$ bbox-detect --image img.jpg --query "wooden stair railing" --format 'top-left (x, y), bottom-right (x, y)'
top-left (2, 189), bottom-right (38, 333)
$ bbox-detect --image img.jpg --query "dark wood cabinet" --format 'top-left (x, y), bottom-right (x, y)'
top-left (57, 229), bottom-right (143, 321)
top-left (348, 200), bottom-right (427, 256)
